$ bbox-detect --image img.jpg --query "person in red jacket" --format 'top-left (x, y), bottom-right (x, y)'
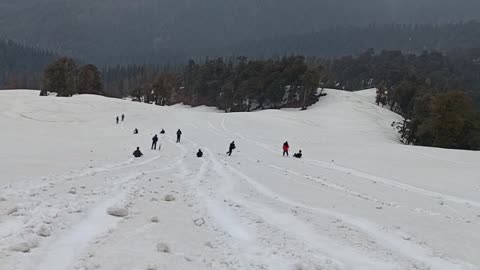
top-left (283, 141), bottom-right (290, 157)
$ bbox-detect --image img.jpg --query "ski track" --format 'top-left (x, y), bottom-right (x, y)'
top-left (225, 164), bottom-right (475, 270)
top-left (3, 90), bottom-right (479, 270)
top-left (16, 139), bottom-right (183, 270)
top-left (219, 117), bottom-right (480, 209)
top-left (212, 117), bottom-right (477, 270)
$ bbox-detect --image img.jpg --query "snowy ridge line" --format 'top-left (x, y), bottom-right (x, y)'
top-left (225, 164), bottom-right (476, 270)
top-left (269, 165), bottom-right (400, 208)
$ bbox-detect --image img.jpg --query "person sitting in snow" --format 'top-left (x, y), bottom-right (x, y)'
top-left (293, 150), bottom-right (302, 159)
top-left (133, 147), bottom-right (143, 158)
top-left (133, 128), bottom-right (139, 134)
top-left (197, 149), bottom-right (203, 158)
top-left (160, 129), bottom-right (165, 134)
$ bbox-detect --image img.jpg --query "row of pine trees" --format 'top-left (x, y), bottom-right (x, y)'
top-left (40, 58), bottom-right (103, 97)
top-left (40, 49), bottom-right (480, 150)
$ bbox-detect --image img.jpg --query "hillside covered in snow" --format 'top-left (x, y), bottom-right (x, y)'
top-left (0, 89), bottom-right (479, 270)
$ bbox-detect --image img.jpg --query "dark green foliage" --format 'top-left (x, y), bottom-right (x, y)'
top-left (41, 58), bottom-right (103, 97)
top-left (42, 57), bottom-right (78, 97)
top-left (78, 64), bottom-right (103, 95)
top-left (123, 57), bottom-right (325, 112)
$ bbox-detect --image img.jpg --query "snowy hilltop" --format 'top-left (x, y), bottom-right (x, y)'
top-left (0, 89), bottom-right (479, 270)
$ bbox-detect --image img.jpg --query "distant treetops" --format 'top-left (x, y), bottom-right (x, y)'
top-left (41, 57), bottom-right (103, 97)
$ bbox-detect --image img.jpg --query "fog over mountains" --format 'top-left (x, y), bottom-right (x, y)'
top-left (1, 0), bottom-right (479, 64)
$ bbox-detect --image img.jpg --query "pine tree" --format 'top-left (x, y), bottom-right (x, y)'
top-left (78, 64), bottom-right (103, 95)
top-left (41, 57), bottom-right (78, 97)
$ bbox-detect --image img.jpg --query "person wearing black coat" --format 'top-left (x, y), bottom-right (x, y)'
top-left (133, 147), bottom-right (143, 158)
top-left (197, 149), bottom-right (203, 158)
top-left (227, 141), bottom-right (236, 156)
top-left (176, 129), bottom-right (182, 143)
top-left (293, 150), bottom-right (302, 159)
top-left (151, 135), bottom-right (159, 150)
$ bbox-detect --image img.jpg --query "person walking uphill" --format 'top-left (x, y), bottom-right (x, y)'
top-left (176, 129), bottom-right (182, 143)
top-left (151, 135), bottom-right (159, 150)
top-left (121, 114), bottom-right (125, 122)
top-left (283, 141), bottom-right (290, 157)
top-left (116, 116), bottom-right (119, 124)
top-left (227, 141), bottom-right (236, 156)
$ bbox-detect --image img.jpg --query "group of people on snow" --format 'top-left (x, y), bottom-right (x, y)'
top-left (122, 114), bottom-right (302, 160)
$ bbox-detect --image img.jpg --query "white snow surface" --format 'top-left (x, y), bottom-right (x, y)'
top-left (1, 89), bottom-right (479, 270)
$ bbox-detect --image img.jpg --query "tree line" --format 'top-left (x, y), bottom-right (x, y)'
top-left (127, 57), bottom-right (326, 112)
top-left (41, 48), bottom-right (480, 150)
top-left (41, 57), bottom-right (103, 96)
top-left (326, 49), bottom-right (480, 150)
top-left (0, 39), bottom-right (56, 89)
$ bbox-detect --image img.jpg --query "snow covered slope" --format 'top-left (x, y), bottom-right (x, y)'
top-left (1, 89), bottom-right (479, 270)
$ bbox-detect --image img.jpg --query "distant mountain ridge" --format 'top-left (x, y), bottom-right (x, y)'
top-left (1, 0), bottom-right (480, 64)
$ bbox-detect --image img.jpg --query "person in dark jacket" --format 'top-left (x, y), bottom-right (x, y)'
top-left (227, 141), bottom-right (236, 156)
top-left (197, 149), bottom-right (203, 158)
top-left (283, 141), bottom-right (290, 157)
top-left (116, 116), bottom-right (119, 124)
top-left (151, 135), bottom-right (159, 150)
top-left (133, 128), bottom-right (139, 134)
top-left (121, 114), bottom-right (125, 121)
top-left (160, 129), bottom-right (165, 134)
top-left (133, 147), bottom-right (143, 158)
top-left (293, 150), bottom-right (302, 159)
top-left (176, 129), bottom-right (182, 143)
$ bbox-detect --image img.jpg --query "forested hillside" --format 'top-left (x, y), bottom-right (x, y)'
top-left (227, 22), bottom-right (480, 58)
top-left (0, 39), bottom-right (56, 89)
top-left (1, 0), bottom-right (480, 64)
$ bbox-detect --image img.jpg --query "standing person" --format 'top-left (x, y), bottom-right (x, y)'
top-left (176, 129), bottom-right (182, 143)
top-left (121, 114), bottom-right (125, 121)
top-left (283, 141), bottom-right (290, 157)
top-left (227, 141), bottom-right (236, 156)
top-left (151, 135), bottom-right (159, 150)
top-left (116, 116), bottom-right (119, 124)
top-left (133, 147), bottom-right (143, 158)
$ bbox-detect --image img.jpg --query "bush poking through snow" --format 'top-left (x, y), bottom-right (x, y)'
top-left (156, 242), bottom-right (170, 253)
top-left (106, 207), bottom-right (128, 217)
top-left (164, 194), bottom-right (176, 202)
